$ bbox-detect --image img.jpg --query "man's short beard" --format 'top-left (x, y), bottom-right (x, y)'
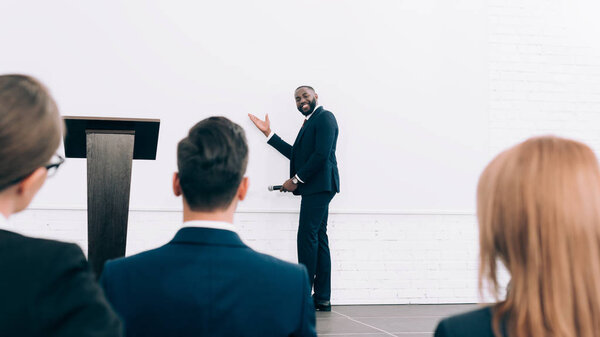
top-left (298, 98), bottom-right (317, 116)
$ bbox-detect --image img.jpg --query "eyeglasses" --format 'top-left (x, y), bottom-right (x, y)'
top-left (45, 154), bottom-right (65, 178)
top-left (0, 153), bottom-right (65, 190)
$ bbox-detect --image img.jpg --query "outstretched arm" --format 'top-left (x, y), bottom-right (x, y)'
top-left (267, 134), bottom-right (293, 160)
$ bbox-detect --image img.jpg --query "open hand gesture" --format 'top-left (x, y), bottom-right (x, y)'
top-left (248, 113), bottom-right (271, 137)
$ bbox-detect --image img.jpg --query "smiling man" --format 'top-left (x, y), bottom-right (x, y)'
top-left (248, 85), bottom-right (340, 311)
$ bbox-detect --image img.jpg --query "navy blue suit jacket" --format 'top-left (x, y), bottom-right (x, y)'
top-left (434, 307), bottom-right (505, 337)
top-left (268, 107), bottom-right (340, 196)
top-left (100, 227), bottom-right (316, 337)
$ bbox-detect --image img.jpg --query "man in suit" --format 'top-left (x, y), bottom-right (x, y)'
top-left (0, 74), bottom-right (123, 337)
top-left (249, 86), bottom-right (339, 311)
top-left (100, 117), bottom-right (316, 337)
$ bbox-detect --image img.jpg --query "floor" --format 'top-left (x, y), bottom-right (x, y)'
top-left (316, 304), bottom-right (480, 337)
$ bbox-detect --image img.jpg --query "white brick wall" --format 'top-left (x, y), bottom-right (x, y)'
top-left (489, 0), bottom-right (600, 153)
top-left (6, 0), bottom-right (599, 304)
top-left (7, 208), bottom-right (479, 304)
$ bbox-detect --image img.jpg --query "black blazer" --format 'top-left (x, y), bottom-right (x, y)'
top-left (268, 107), bottom-right (340, 196)
top-left (100, 227), bottom-right (317, 337)
top-left (0, 229), bottom-right (123, 337)
top-left (434, 306), bottom-right (505, 337)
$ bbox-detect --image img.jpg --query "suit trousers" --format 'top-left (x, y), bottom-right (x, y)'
top-left (298, 191), bottom-right (335, 302)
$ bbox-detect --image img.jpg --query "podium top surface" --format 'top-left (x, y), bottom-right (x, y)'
top-left (63, 116), bottom-right (160, 160)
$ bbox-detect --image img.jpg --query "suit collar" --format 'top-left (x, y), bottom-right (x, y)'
top-left (305, 106), bottom-right (322, 120)
top-left (311, 106), bottom-right (323, 118)
top-left (296, 106), bottom-right (324, 144)
top-left (170, 227), bottom-right (247, 247)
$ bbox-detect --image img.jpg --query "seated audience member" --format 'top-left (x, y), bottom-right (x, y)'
top-left (435, 136), bottom-right (600, 337)
top-left (0, 74), bottom-right (123, 336)
top-left (100, 117), bottom-right (316, 337)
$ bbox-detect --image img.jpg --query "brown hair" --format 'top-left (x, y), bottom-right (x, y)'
top-left (177, 116), bottom-right (248, 211)
top-left (0, 74), bottom-right (62, 191)
top-left (478, 136), bottom-right (600, 337)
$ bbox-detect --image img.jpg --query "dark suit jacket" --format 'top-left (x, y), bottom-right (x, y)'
top-left (268, 107), bottom-right (340, 196)
top-left (0, 229), bottom-right (123, 337)
top-left (100, 227), bottom-right (317, 337)
top-left (434, 306), bottom-right (506, 337)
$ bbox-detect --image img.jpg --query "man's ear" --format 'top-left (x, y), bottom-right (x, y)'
top-left (173, 172), bottom-right (182, 197)
top-left (314, 92), bottom-right (319, 101)
top-left (237, 177), bottom-right (249, 201)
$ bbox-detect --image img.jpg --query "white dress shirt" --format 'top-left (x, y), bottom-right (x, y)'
top-left (182, 220), bottom-right (236, 233)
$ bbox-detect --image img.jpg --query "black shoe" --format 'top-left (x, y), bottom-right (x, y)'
top-left (314, 300), bottom-right (331, 312)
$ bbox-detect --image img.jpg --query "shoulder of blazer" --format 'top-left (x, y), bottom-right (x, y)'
top-left (0, 230), bottom-right (86, 290)
top-left (435, 306), bottom-right (496, 337)
top-left (301, 110), bottom-right (336, 135)
top-left (251, 249), bottom-right (309, 282)
top-left (313, 109), bottom-right (337, 126)
top-left (0, 229), bottom-right (82, 260)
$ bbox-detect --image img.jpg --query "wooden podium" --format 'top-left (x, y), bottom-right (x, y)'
top-left (63, 117), bottom-right (160, 277)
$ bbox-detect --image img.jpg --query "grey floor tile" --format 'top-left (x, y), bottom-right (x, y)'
top-left (319, 334), bottom-right (393, 337)
top-left (332, 304), bottom-right (480, 318)
top-left (316, 304), bottom-right (482, 337)
top-left (317, 315), bottom-right (382, 334)
top-left (357, 316), bottom-right (438, 333)
top-left (316, 311), bottom-right (337, 318)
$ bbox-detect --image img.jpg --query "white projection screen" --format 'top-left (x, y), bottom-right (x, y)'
top-left (0, 0), bottom-right (488, 213)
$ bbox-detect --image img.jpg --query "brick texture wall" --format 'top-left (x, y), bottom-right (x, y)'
top-left (7, 209), bottom-right (479, 304)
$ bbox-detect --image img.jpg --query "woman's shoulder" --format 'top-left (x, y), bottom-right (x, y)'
top-left (0, 229), bottom-right (85, 271)
top-left (434, 306), bottom-right (497, 337)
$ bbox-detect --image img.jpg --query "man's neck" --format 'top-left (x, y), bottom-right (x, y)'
top-left (182, 200), bottom-right (236, 224)
top-left (183, 212), bottom-right (233, 224)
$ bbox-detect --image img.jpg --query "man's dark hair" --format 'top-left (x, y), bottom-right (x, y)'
top-left (177, 117), bottom-right (248, 211)
top-left (295, 85), bottom-right (315, 92)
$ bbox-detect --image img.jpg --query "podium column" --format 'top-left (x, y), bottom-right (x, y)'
top-left (63, 116), bottom-right (160, 278)
top-left (86, 130), bottom-right (135, 277)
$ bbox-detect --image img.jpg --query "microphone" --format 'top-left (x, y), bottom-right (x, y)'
top-left (268, 185), bottom-right (283, 191)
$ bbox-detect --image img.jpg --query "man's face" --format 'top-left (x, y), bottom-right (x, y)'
top-left (295, 87), bottom-right (318, 116)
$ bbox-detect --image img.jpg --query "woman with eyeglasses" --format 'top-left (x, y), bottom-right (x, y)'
top-left (435, 136), bottom-right (600, 337)
top-left (0, 75), bottom-right (123, 336)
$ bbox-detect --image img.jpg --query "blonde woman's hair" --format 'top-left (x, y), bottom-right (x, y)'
top-left (478, 136), bottom-right (600, 337)
top-left (0, 74), bottom-right (62, 191)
